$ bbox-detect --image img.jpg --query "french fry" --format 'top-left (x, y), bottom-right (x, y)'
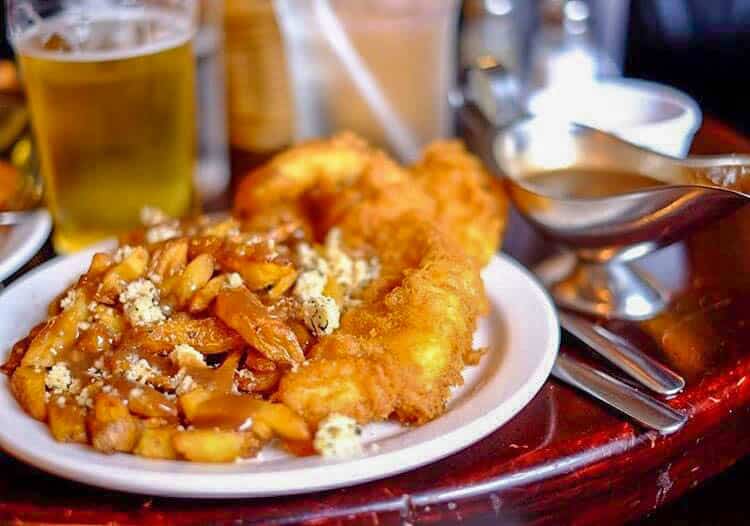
top-left (219, 241), bottom-right (277, 269)
top-left (148, 238), bottom-right (188, 281)
top-left (10, 366), bottom-right (47, 421)
top-left (190, 394), bottom-right (310, 441)
top-left (215, 288), bottom-right (304, 365)
top-left (134, 427), bottom-right (178, 460)
top-left (129, 314), bottom-right (243, 355)
top-left (47, 292), bottom-right (66, 316)
top-left (235, 261), bottom-right (296, 292)
top-left (173, 429), bottom-right (260, 463)
top-left (269, 268), bottom-right (298, 299)
top-left (48, 402), bottom-right (87, 443)
top-left (234, 363), bottom-right (281, 394)
top-left (96, 247), bottom-right (149, 303)
top-left (287, 320), bottom-right (313, 352)
top-left (87, 393), bottom-right (141, 454)
top-left (178, 352), bottom-right (242, 420)
top-left (252, 370), bottom-right (281, 393)
top-left (1, 333), bottom-right (32, 376)
top-left (167, 253), bottom-right (214, 308)
top-left (234, 369), bottom-right (255, 393)
top-left (236, 219), bottom-right (302, 245)
top-left (199, 217), bottom-right (240, 238)
top-left (179, 387), bottom-right (213, 421)
top-left (77, 324), bottom-right (116, 354)
top-left (245, 350), bottom-right (276, 372)
top-left (22, 292), bottom-right (88, 368)
top-left (142, 417), bottom-right (172, 428)
top-left (128, 385), bottom-right (179, 421)
top-left (88, 252), bottom-right (114, 277)
top-left (211, 350), bottom-right (242, 393)
top-left (90, 304), bottom-right (126, 337)
top-left (188, 275), bottom-right (227, 313)
top-left (188, 236), bottom-right (223, 261)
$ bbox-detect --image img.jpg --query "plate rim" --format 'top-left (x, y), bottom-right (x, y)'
top-left (0, 209), bottom-right (52, 282)
top-left (0, 249), bottom-right (560, 498)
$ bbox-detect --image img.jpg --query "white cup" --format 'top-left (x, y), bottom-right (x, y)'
top-left (527, 78), bottom-right (702, 158)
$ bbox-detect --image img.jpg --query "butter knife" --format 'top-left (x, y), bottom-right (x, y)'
top-left (552, 352), bottom-right (687, 434)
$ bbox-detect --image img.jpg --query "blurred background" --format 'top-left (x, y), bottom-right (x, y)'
top-left (3, 0), bottom-right (750, 135)
top-left (5, 0), bottom-right (750, 170)
top-left (3, 0), bottom-right (749, 219)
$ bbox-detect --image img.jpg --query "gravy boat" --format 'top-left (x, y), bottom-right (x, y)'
top-left (459, 66), bottom-right (750, 320)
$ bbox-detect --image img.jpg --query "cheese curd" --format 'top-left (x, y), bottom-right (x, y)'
top-left (139, 206), bottom-right (170, 226)
top-left (302, 296), bottom-right (340, 336)
top-left (293, 270), bottom-right (326, 300)
top-left (119, 278), bottom-right (166, 326)
top-left (171, 368), bottom-right (196, 395)
top-left (291, 229), bottom-right (379, 337)
top-left (124, 354), bottom-right (161, 385)
top-left (113, 245), bottom-right (134, 263)
top-left (313, 413), bottom-right (363, 458)
top-left (45, 363), bottom-right (72, 394)
top-left (225, 272), bottom-right (244, 289)
top-left (170, 344), bottom-right (207, 369)
top-left (145, 223), bottom-right (181, 244)
top-left (59, 289), bottom-right (78, 311)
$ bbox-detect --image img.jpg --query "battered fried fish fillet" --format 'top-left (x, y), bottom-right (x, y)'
top-left (234, 133), bottom-right (375, 236)
top-left (277, 216), bottom-right (485, 425)
top-left (411, 140), bottom-right (508, 266)
top-left (234, 133), bottom-right (506, 426)
top-left (235, 132), bottom-right (507, 266)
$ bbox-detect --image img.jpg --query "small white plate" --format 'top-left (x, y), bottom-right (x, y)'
top-left (0, 209), bottom-right (51, 282)
top-left (0, 249), bottom-right (559, 498)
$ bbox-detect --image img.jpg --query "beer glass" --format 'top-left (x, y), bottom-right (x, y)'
top-left (7, 0), bottom-right (197, 253)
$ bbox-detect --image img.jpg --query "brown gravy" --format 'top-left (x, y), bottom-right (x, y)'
top-left (521, 169), bottom-right (664, 199)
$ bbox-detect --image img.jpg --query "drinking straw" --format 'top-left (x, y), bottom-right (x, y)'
top-left (311, 0), bottom-right (421, 161)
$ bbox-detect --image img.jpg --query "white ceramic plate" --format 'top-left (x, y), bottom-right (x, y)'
top-left (0, 249), bottom-right (559, 498)
top-left (0, 209), bottom-right (51, 282)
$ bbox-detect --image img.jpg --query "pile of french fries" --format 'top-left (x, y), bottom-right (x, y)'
top-left (1, 215), bottom-right (320, 462)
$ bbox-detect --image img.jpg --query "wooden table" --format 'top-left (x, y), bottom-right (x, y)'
top-left (1, 118), bottom-right (749, 525)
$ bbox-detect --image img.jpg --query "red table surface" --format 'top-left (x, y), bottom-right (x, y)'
top-left (2, 118), bottom-right (750, 526)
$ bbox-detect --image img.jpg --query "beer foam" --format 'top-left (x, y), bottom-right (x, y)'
top-left (14, 7), bottom-right (193, 62)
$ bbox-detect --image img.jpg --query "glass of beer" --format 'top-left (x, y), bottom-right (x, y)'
top-left (7, 0), bottom-right (197, 253)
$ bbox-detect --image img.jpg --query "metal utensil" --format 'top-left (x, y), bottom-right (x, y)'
top-left (558, 310), bottom-right (684, 395)
top-left (459, 64), bottom-right (750, 321)
top-left (552, 352), bottom-right (687, 434)
top-left (495, 118), bottom-right (750, 321)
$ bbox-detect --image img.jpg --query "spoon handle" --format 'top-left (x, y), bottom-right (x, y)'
top-left (559, 311), bottom-right (685, 396)
top-left (552, 353), bottom-right (687, 434)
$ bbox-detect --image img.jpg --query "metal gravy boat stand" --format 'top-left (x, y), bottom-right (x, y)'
top-left (459, 65), bottom-right (750, 321)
